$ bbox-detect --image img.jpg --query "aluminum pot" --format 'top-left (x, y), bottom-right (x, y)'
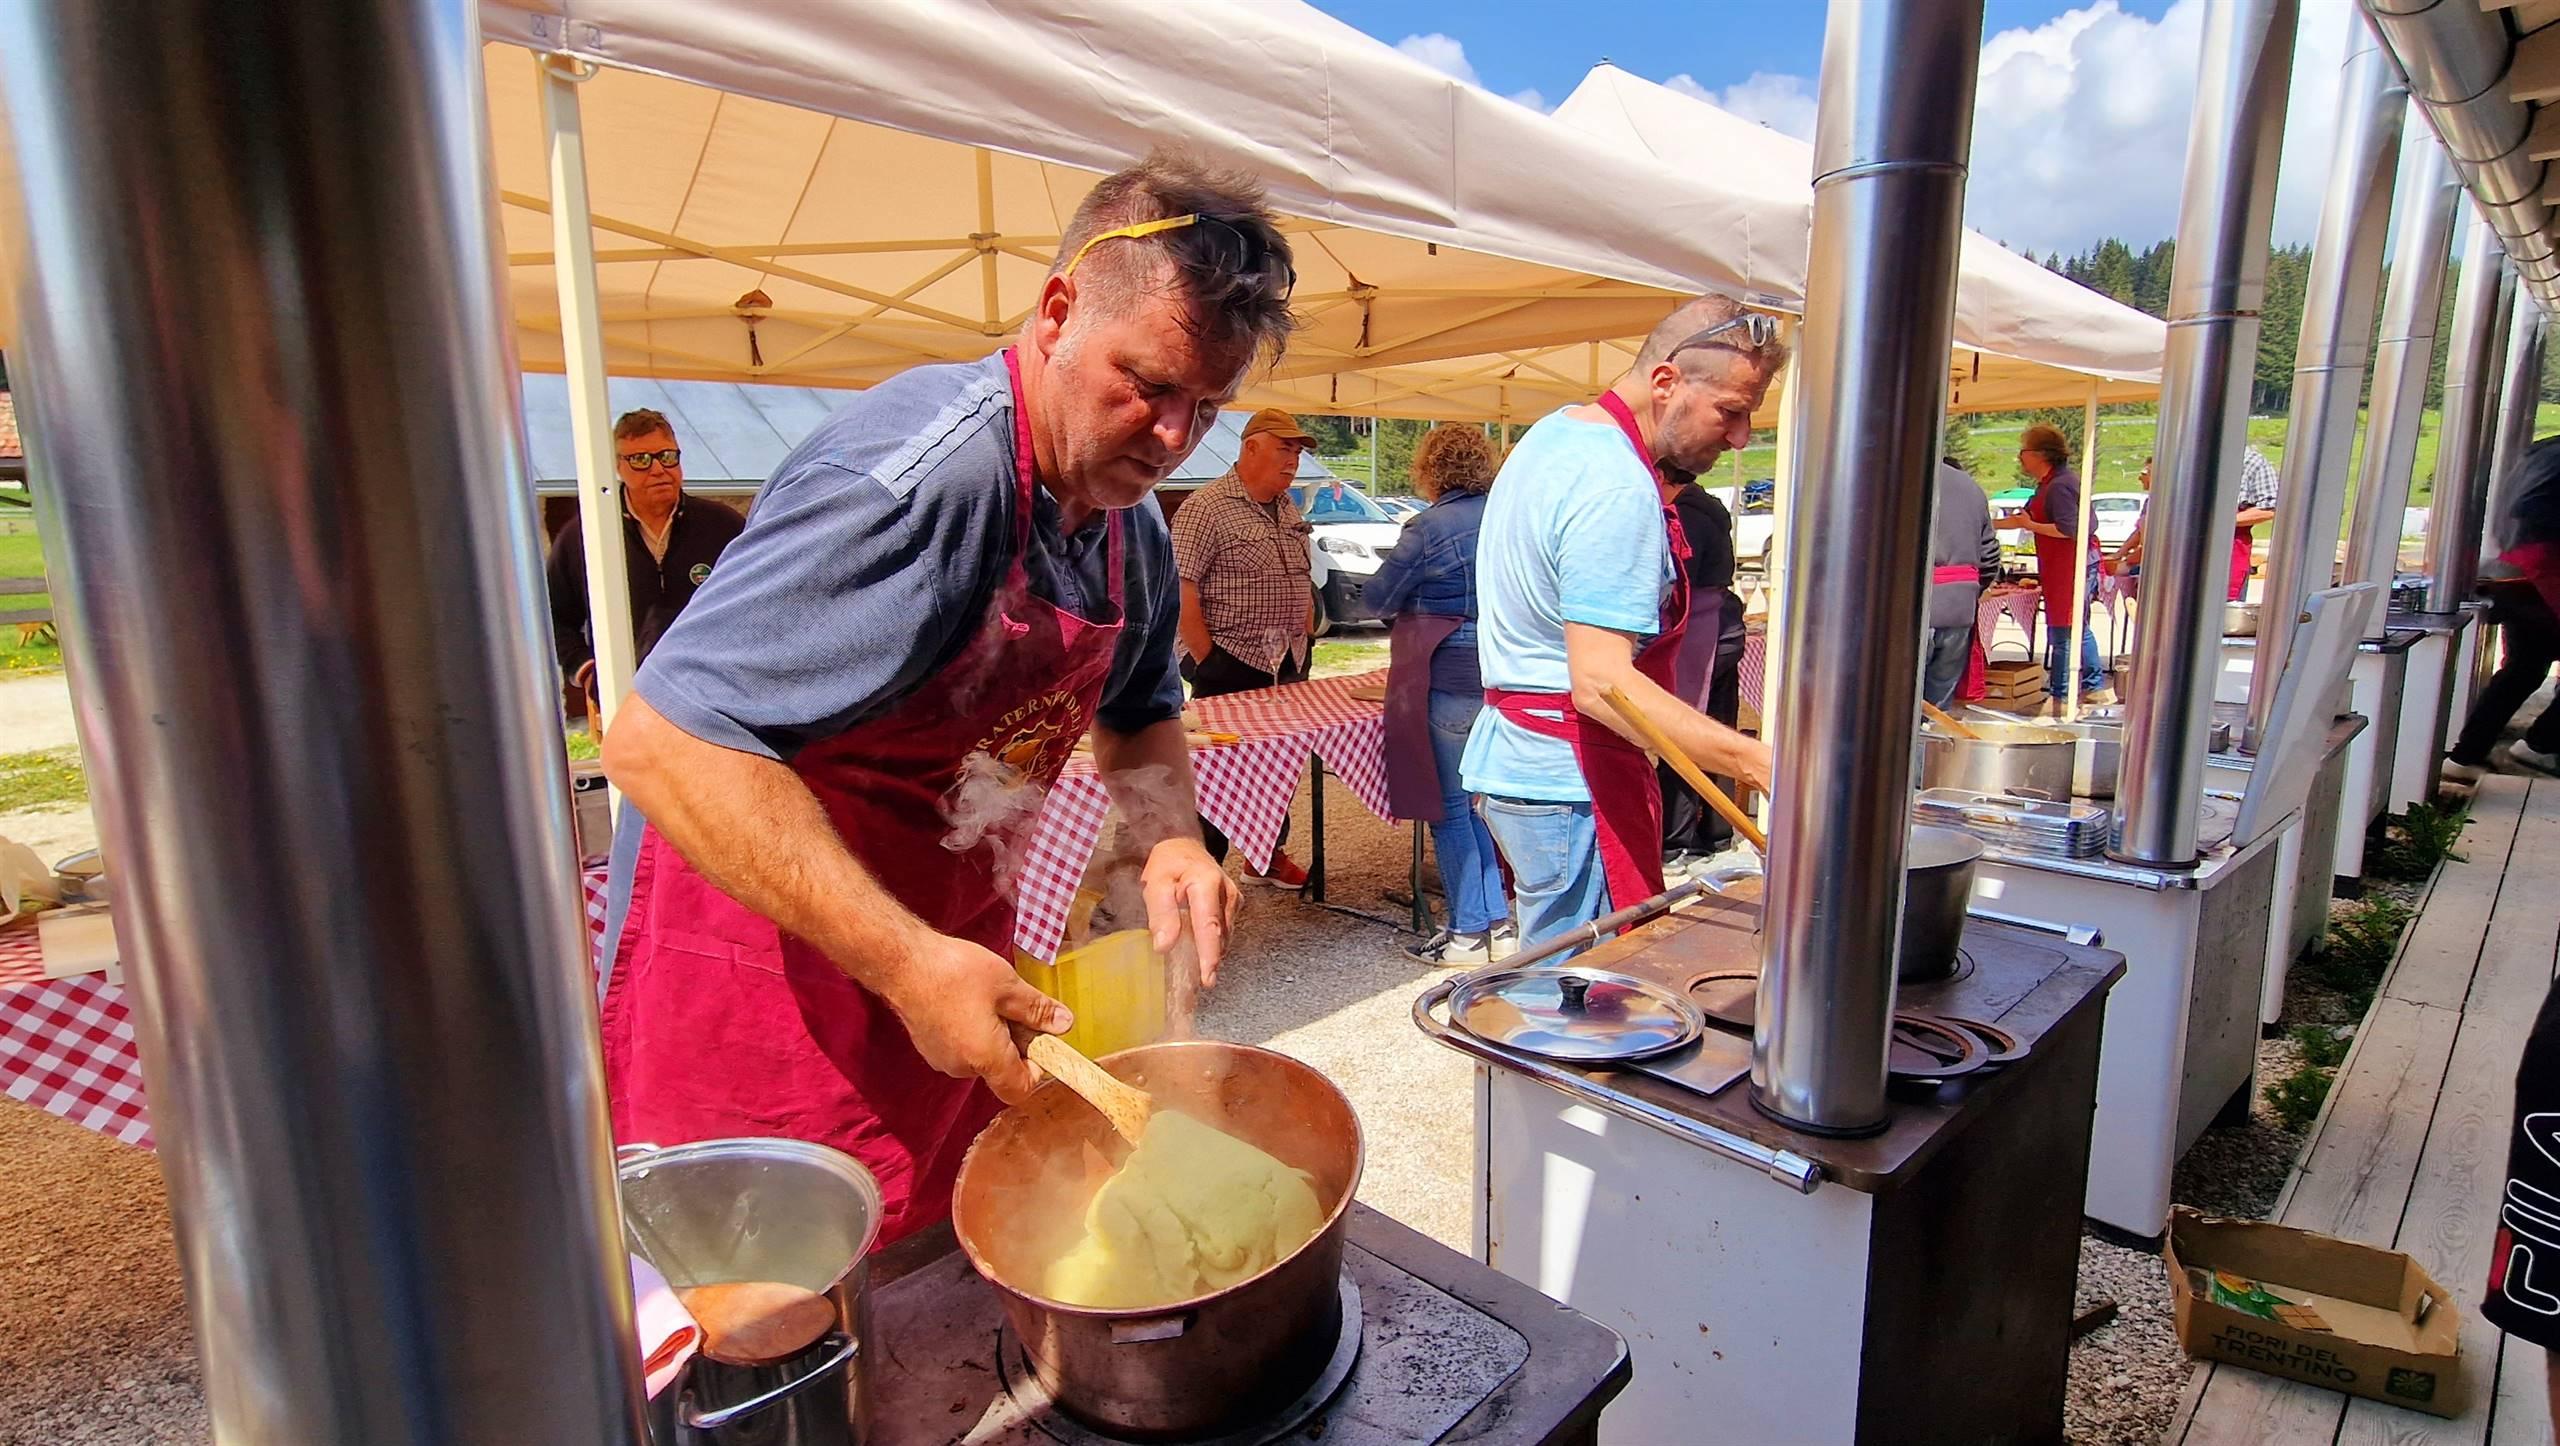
top-left (1917, 720), bottom-right (2076, 800)
top-left (953, 1040), bottom-right (1364, 1439)
top-left (620, 1138), bottom-right (882, 1446)
top-left (2224, 601), bottom-right (2261, 637)
top-left (2061, 721), bottom-right (2122, 800)
top-left (1898, 824), bottom-right (1984, 983)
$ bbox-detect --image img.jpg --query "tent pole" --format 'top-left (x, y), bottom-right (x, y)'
top-left (1370, 415), bottom-right (1381, 487)
top-left (541, 55), bottom-right (637, 732)
top-left (2068, 381), bottom-right (2098, 718)
top-left (1763, 316), bottom-right (1803, 779)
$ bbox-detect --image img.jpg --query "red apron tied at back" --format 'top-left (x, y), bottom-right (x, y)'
top-left (601, 350), bottom-right (1127, 1244)
top-left (1482, 391), bottom-right (1690, 915)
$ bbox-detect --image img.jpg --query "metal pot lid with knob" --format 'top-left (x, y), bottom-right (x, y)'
top-left (1448, 964), bottom-right (1704, 1062)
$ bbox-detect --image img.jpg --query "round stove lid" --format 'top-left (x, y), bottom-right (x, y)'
top-left (1448, 965), bottom-right (1703, 1062)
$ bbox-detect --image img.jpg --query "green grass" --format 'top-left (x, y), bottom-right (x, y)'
top-left (2309, 895), bottom-right (2415, 1013)
top-left (2365, 802), bottom-right (2468, 884)
top-left (2268, 1063), bottom-right (2335, 1133)
top-left (0, 527), bottom-right (60, 673)
top-left (0, 747), bottom-right (85, 811)
top-left (565, 728), bottom-right (600, 762)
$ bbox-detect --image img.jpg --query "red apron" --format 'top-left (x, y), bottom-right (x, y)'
top-left (600, 350), bottom-right (1126, 1245)
top-left (2227, 528), bottom-right (2253, 602)
top-left (2026, 478), bottom-right (2097, 626)
top-left (1483, 392), bottom-right (1690, 915)
top-left (1384, 611), bottom-right (1465, 823)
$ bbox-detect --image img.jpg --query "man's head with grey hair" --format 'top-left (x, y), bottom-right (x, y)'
top-left (1020, 150), bottom-right (1301, 517)
top-left (1618, 294), bottom-right (1787, 475)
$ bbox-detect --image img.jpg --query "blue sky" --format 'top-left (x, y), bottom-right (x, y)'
top-left (1307, 0), bottom-right (2348, 259)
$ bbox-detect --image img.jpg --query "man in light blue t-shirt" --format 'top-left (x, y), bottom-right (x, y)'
top-left (1461, 295), bottom-right (1781, 950)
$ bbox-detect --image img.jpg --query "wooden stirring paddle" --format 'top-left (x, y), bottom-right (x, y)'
top-left (1599, 686), bottom-right (1768, 851)
top-left (1919, 700), bottom-right (1982, 740)
top-left (677, 1279), bottom-right (837, 1366)
top-left (1025, 1032), bottom-right (1154, 1146)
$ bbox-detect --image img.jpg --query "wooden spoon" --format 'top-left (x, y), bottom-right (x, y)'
top-left (1920, 700), bottom-right (1983, 740)
top-left (1599, 686), bottom-right (1768, 851)
top-left (677, 1279), bottom-right (837, 1366)
top-left (1025, 1032), bottom-right (1154, 1146)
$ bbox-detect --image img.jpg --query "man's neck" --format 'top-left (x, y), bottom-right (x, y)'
top-left (1016, 344), bottom-right (1091, 533)
top-left (1574, 377), bottom-right (1660, 462)
top-left (629, 493), bottom-right (676, 534)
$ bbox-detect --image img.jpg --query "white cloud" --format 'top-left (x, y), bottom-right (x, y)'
top-left (1396, 32), bottom-right (1480, 86)
top-left (1396, 32), bottom-right (1554, 111)
top-left (1671, 71), bottom-right (1818, 143)
top-left (1646, 0), bottom-right (2343, 258)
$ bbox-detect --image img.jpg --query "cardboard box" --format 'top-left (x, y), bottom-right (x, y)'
top-left (2166, 1208), bottom-right (2464, 1418)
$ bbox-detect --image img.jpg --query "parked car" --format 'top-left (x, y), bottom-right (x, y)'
top-left (1293, 479), bottom-right (1403, 633)
top-left (1373, 495), bottom-right (1426, 525)
top-left (1703, 479), bottom-right (1779, 573)
top-left (2092, 493), bottom-right (2145, 548)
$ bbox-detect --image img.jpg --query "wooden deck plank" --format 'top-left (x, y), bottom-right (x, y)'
top-left (2175, 776), bottom-right (2541, 1442)
top-left (2385, 782), bottom-right (2525, 1012)
top-left (2331, 778), bottom-right (2560, 1443)
top-left (2487, 1336), bottom-right (2551, 1446)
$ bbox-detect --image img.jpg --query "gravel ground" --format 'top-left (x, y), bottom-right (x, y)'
top-left (0, 635), bottom-right (2483, 1444)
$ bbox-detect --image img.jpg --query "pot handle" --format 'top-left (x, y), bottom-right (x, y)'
top-left (1111, 1312), bottom-right (1194, 1344)
top-left (679, 1333), bottom-right (861, 1432)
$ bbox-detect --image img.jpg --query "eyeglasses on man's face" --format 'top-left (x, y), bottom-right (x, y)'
top-left (620, 448), bottom-right (681, 472)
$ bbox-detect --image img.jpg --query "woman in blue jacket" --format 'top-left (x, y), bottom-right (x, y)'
top-left (1368, 425), bottom-right (1513, 966)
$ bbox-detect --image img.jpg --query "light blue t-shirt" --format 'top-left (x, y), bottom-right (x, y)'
top-left (1460, 408), bottom-right (1673, 802)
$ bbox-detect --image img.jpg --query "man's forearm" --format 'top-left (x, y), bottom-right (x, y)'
top-left (1177, 582), bottom-right (1213, 663)
top-left (1091, 717), bottom-right (1206, 851)
top-left (602, 694), bottom-right (928, 989)
top-left (1562, 622), bottom-right (1769, 789)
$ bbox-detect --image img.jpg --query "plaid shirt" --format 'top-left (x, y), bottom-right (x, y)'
top-left (2237, 445), bottom-right (2279, 512)
top-left (1170, 471), bottom-right (1312, 675)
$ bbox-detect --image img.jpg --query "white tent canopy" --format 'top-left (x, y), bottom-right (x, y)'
top-left (1362, 65), bottom-right (2167, 425)
top-left (476, 0), bottom-right (1818, 417)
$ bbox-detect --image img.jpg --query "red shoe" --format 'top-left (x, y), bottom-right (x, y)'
top-left (1247, 851), bottom-right (1310, 890)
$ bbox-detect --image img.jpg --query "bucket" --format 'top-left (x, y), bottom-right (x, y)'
top-left (620, 1139), bottom-right (882, 1446)
top-left (1014, 927), bottom-right (1169, 1060)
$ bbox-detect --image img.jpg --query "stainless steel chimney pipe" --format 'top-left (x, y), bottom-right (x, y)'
top-left (2362, 0), bottom-right (2558, 309)
top-left (1752, 0), bottom-right (1982, 1135)
top-left (2344, 139), bottom-right (2462, 637)
top-left (2484, 301), bottom-right (2549, 552)
top-left (2424, 215), bottom-right (2510, 612)
top-left (2115, 0), bottom-right (2299, 868)
top-left (0, 5), bottom-right (648, 1443)
top-left (2244, 12), bottom-right (2406, 754)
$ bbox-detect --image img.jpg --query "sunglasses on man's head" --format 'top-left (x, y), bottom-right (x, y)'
top-left (1063, 212), bottom-right (1298, 301)
top-left (621, 448), bottom-right (681, 471)
top-left (1667, 312), bottom-right (1780, 362)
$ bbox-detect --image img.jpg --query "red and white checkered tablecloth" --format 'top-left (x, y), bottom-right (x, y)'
top-left (0, 866), bottom-right (614, 1150)
top-left (1011, 670), bottom-right (1390, 963)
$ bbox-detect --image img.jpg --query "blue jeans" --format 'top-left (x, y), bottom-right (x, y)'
top-left (2045, 621), bottom-right (2105, 697)
top-left (1922, 626), bottom-right (1972, 709)
top-left (1479, 795), bottom-right (1609, 958)
top-left (1427, 690), bottom-right (1509, 933)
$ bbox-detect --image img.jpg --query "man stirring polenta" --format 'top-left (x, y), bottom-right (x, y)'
top-left (600, 153), bottom-right (1296, 1243)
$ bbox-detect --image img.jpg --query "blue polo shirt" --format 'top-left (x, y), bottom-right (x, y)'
top-left (635, 354), bottom-right (1184, 761)
top-left (1460, 408), bottom-right (1672, 803)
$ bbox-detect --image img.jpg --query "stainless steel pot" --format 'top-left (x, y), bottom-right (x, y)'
top-left (1898, 825), bottom-right (1984, 983)
top-left (620, 1139), bottom-right (882, 1446)
top-left (2062, 721), bottom-right (2122, 800)
top-left (953, 1040), bottom-right (1364, 1439)
top-left (2224, 601), bottom-right (2261, 637)
top-left (1917, 720), bottom-right (2076, 800)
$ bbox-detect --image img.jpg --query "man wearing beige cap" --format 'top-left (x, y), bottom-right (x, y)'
top-left (1171, 406), bottom-right (1318, 884)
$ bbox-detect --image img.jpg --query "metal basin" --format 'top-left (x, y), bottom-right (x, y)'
top-left (1918, 720), bottom-right (2076, 800)
top-left (1898, 825), bottom-right (1984, 983)
top-left (2224, 601), bottom-right (2261, 637)
top-left (952, 1040), bottom-right (1363, 1440)
top-left (620, 1138), bottom-right (882, 1446)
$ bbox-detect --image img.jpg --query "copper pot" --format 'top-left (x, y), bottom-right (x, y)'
top-left (952, 1040), bottom-right (1364, 1440)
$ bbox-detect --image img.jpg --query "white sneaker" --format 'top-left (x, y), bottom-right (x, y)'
top-left (2510, 743), bottom-right (2560, 777)
top-left (1487, 923), bottom-right (1520, 961)
top-left (2442, 756), bottom-right (2487, 785)
top-left (1404, 928), bottom-right (1493, 968)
